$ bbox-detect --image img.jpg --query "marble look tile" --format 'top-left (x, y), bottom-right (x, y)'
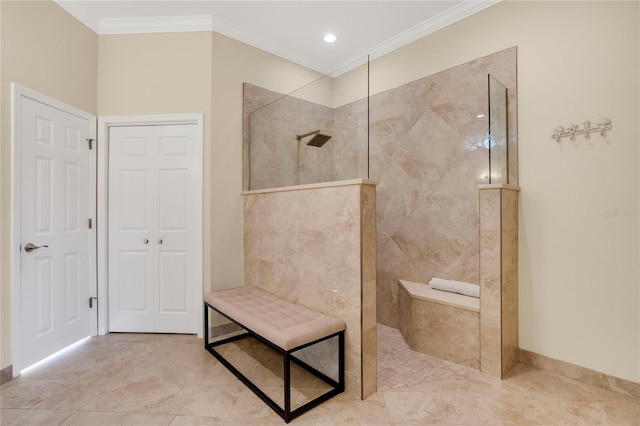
top-left (34, 379), bottom-right (117, 410)
top-left (361, 184), bottom-right (377, 283)
top-left (20, 341), bottom-right (154, 383)
top-left (500, 187), bottom-right (519, 231)
top-left (0, 408), bottom-right (75, 425)
top-left (124, 354), bottom-right (215, 389)
top-left (280, 391), bottom-right (391, 425)
top-left (410, 299), bottom-right (480, 369)
top-left (295, 186), bottom-right (360, 234)
top-left (0, 408), bottom-right (24, 424)
top-left (243, 183), bottom-right (372, 398)
top-left (244, 84), bottom-right (335, 190)
top-left (383, 388), bottom-right (493, 424)
top-left (0, 378), bottom-right (68, 409)
top-left (227, 386), bottom-right (293, 420)
top-left (170, 415), bottom-right (225, 425)
top-left (81, 380), bottom-right (198, 414)
top-left (504, 363), bottom-right (634, 402)
top-left (603, 374), bottom-right (640, 399)
top-left (398, 285), bottom-right (412, 346)
top-left (244, 258), bottom-right (300, 303)
top-left (480, 229), bottom-right (501, 315)
top-left (479, 188), bottom-right (501, 231)
top-left (224, 417), bottom-right (283, 426)
top-left (4, 329), bottom-right (638, 426)
top-left (501, 228), bottom-right (519, 377)
top-left (179, 383), bottom-right (244, 418)
top-left (361, 314), bottom-right (378, 399)
top-left (518, 348), bottom-right (640, 399)
top-left (62, 411), bottom-right (175, 425)
top-left (480, 311), bottom-right (502, 378)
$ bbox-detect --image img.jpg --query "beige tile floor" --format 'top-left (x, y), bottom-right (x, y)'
top-left (1, 325), bottom-right (638, 425)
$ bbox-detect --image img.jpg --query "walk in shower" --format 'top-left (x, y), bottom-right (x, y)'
top-left (242, 47), bottom-right (518, 384)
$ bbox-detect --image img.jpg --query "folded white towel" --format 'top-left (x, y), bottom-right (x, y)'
top-left (429, 277), bottom-right (480, 298)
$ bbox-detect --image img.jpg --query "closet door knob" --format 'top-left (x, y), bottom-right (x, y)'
top-left (157, 239), bottom-right (163, 244)
top-left (143, 239), bottom-right (149, 244)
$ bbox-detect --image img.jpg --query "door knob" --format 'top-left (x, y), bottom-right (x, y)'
top-left (143, 239), bottom-right (149, 244)
top-left (157, 239), bottom-right (163, 244)
top-left (24, 243), bottom-right (48, 252)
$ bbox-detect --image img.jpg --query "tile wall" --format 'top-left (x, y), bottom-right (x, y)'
top-left (479, 184), bottom-right (520, 378)
top-left (242, 84), bottom-right (369, 191)
top-left (371, 47), bottom-right (517, 328)
top-left (399, 287), bottom-right (480, 369)
top-left (242, 180), bottom-right (377, 399)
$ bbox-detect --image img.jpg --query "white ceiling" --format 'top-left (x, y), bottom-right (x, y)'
top-left (55, 0), bottom-right (499, 75)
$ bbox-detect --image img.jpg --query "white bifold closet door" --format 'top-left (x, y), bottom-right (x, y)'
top-left (108, 125), bottom-right (199, 334)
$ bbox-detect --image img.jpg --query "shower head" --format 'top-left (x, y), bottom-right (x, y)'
top-left (296, 129), bottom-right (332, 147)
top-left (306, 133), bottom-right (332, 147)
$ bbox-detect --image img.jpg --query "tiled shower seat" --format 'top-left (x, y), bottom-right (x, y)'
top-left (398, 279), bottom-right (480, 369)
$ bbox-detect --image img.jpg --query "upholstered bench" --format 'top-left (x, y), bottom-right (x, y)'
top-left (203, 287), bottom-right (346, 423)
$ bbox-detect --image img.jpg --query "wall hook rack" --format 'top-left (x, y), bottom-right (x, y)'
top-left (551, 118), bottom-right (612, 142)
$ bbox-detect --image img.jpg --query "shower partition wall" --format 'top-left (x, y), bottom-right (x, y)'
top-left (243, 58), bottom-right (370, 191)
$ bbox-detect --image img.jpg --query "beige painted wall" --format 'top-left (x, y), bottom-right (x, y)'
top-left (210, 33), bottom-right (330, 291)
top-left (0, 0), bottom-right (98, 370)
top-left (366, 0), bottom-right (638, 383)
top-left (97, 31), bottom-right (214, 296)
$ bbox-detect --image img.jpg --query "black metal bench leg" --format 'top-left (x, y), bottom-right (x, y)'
top-left (339, 331), bottom-right (345, 392)
top-left (284, 351), bottom-right (292, 423)
top-left (203, 303), bottom-right (209, 350)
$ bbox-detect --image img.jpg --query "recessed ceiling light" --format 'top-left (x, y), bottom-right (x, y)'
top-left (324, 33), bottom-right (337, 43)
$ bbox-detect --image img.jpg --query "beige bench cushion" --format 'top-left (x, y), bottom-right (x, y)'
top-left (204, 287), bottom-right (346, 351)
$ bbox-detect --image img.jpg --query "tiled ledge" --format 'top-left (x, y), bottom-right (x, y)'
top-left (242, 179), bottom-right (379, 195)
top-left (399, 279), bottom-right (479, 312)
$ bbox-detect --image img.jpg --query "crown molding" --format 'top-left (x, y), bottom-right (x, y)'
top-left (99, 15), bottom-right (213, 35)
top-left (330, 0), bottom-right (501, 76)
top-left (56, 0), bottom-right (500, 75)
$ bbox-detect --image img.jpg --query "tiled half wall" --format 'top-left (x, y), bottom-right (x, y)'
top-left (242, 180), bottom-right (377, 399)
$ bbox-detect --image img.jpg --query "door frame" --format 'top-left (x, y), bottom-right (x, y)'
top-left (97, 114), bottom-right (204, 337)
top-left (10, 83), bottom-right (98, 376)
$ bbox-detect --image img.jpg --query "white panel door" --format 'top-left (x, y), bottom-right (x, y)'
top-left (108, 125), bottom-right (199, 333)
top-left (153, 125), bottom-right (199, 333)
top-left (108, 127), bottom-right (155, 332)
top-left (20, 97), bottom-right (92, 369)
